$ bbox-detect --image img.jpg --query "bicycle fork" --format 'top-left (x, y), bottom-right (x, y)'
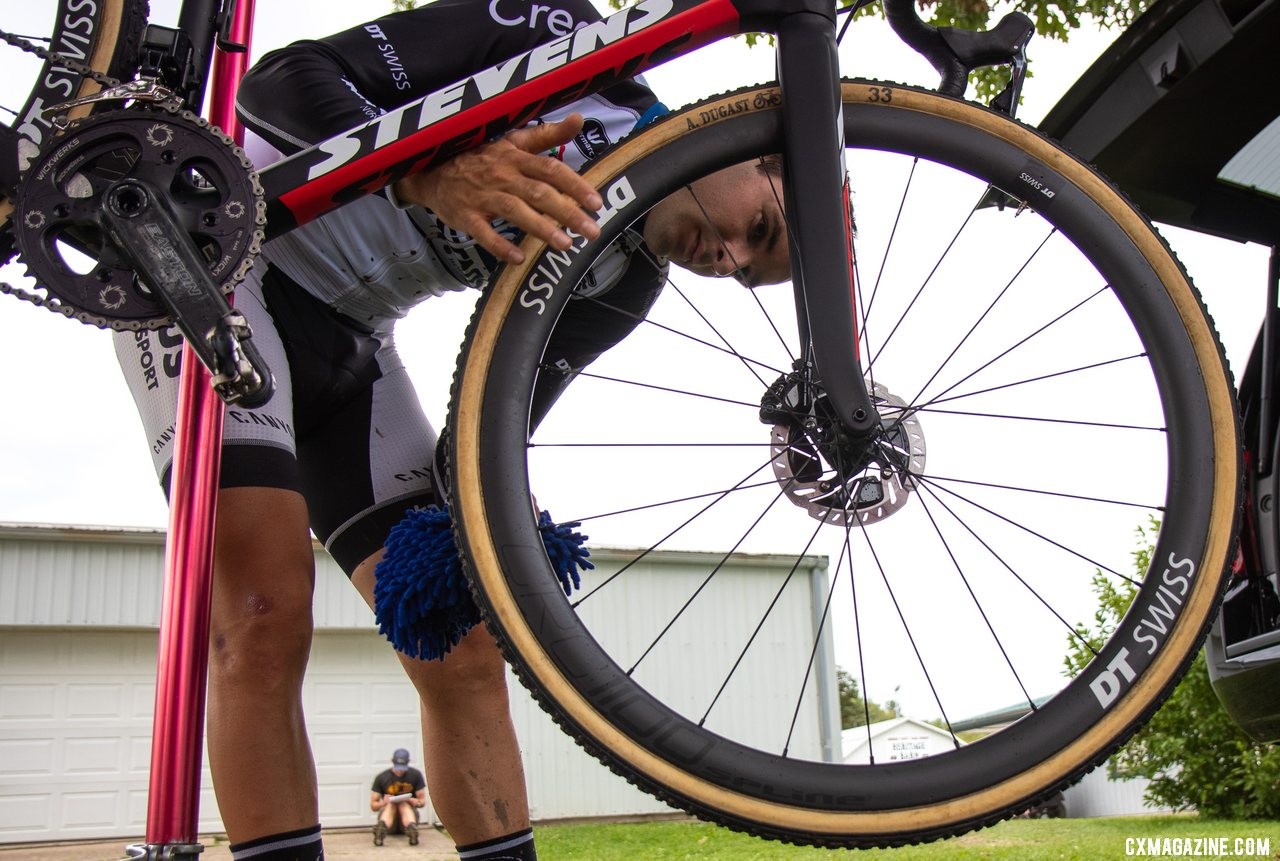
top-left (774, 7), bottom-right (878, 440)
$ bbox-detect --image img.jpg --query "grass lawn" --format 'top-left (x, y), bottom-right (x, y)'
top-left (537, 816), bottom-right (1280, 860)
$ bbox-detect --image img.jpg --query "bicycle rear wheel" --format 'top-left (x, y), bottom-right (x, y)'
top-left (1, 0), bottom-right (148, 260)
top-left (450, 81), bottom-right (1240, 846)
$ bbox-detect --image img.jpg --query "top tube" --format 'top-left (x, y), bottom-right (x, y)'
top-left (258, 0), bottom-right (837, 238)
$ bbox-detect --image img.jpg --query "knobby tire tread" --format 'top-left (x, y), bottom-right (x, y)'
top-left (450, 79), bottom-right (1238, 847)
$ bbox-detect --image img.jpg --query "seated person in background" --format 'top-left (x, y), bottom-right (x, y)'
top-left (370, 748), bottom-right (428, 846)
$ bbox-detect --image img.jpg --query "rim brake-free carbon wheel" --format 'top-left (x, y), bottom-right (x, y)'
top-left (450, 81), bottom-right (1239, 847)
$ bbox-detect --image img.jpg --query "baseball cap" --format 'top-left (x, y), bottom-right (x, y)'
top-left (392, 748), bottom-right (410, 766)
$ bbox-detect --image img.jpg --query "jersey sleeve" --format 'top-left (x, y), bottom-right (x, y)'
top-left (235, 0), bottom-right (660, 155)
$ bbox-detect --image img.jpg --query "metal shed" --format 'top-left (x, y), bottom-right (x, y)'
top-left (0, 523), bottom-right (833, 844)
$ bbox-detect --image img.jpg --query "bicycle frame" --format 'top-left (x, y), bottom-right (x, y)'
top-left (126, 0), bottom-right (870, 854)
top-left (248, 0), bottom-right (876, 430)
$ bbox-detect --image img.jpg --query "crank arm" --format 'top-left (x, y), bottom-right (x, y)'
top-left (99, 177), bottom-right (274, 408)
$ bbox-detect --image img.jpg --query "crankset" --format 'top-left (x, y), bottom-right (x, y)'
top-left (11, 106), bottom-right (273, 406)
top-left (761, 371), bottom-right (926, 526)
top-left (14, 106), bottom-right (261, 326)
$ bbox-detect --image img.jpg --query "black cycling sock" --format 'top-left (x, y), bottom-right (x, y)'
top-left (229, 823), bottom-right (324, 860)
top-left (456, 826), bottom-right (537, 860)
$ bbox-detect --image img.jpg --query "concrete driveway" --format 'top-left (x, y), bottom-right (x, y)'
top-left (0, 827), bottom-right (457, 860)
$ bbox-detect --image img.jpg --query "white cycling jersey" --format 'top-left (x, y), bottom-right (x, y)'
top-left (245, 96), bottom-right (650, 328)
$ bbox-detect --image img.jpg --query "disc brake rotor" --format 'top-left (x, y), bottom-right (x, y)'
top-left (770, 382), bottom-right (926, 525)
top-left (13, 107), bottom-right (263, 330)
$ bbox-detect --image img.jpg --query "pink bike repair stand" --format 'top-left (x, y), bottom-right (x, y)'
top-left (130, 2), bottom-right (256, 858)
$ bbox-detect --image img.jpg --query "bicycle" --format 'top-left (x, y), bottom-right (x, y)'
top-left (0, 0), bottom-right (1241, 852)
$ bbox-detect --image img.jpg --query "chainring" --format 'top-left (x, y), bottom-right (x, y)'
top-left (11, 106), bottom-right (264, 330)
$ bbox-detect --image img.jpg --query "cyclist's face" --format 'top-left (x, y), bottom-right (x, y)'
top-left (643, 160), bottom-right (790, 286)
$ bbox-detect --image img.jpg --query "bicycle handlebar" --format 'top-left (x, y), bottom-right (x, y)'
top-left (881, 0), bottom-right (1034, 98)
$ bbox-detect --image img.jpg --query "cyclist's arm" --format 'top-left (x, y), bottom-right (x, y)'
top-left (234, 0), bottom-right (648, 261)
top-left (393, 115), bottom-right (601, 264)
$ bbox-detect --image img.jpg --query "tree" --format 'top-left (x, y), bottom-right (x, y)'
top-left (391, 0), bottom-right (1161, 100)
top-left (1066, 519), bottom-right (1280, 819)
top-left (838, 668), bottom-right (897, 728)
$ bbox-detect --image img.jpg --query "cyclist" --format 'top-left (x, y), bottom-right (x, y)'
top-left (114, 1), bottom-right (787, 859)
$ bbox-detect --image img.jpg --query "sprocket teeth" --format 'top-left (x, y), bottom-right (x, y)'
top-left (4, 106), bottom-right (263, 332)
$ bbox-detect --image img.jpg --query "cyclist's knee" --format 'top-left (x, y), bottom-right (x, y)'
top-left (209, 599), bottom-right (313, 690)
top-left (408, 626), bottom-right (508, 704)
top-left (209, 487), bottom-right (315, 686)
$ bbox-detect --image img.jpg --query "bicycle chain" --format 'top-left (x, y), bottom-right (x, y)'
top-left (0, 30), bottom-right (265, 331)
top-left (0, 28), bottom-right (122, 89)
top-left (12, 105), bottom-right (265, 330)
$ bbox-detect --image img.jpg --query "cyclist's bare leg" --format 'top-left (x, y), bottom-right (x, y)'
top-left (395, 800), bottom-right (418, 829)
top-left (206, 486), bottom-right (320, 842)
top-left (351, 557), bottom-right (531, 845)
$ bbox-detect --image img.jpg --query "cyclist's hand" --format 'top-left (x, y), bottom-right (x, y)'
top-left (393, 114), bottom-right (603, 265)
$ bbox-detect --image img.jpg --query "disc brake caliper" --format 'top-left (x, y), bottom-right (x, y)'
top-left (760, 368), bottom-right (926, 525)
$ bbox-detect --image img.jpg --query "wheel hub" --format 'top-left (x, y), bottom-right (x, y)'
top-left (764, 378), bottom-right (925, 526)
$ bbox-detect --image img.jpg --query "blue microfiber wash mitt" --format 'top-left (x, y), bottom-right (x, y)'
top-left (373, 505), bottom-right (592, 660)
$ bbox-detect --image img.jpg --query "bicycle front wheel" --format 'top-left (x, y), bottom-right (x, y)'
top-left (1, 0), bottom-right (148, 259)
top-left (450, 81), bottom-right (1240, 846)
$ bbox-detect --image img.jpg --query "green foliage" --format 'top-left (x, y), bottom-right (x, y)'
top-left (536, 817), bottom-right (1280, 859)
top-left (1067, 518), bottom-right (1280, 819)
top-left (1112, 650), bottom-right (1280, 818)
top-left (393, 0), bottom-right (1154, 103)
top-left (837, 668), bottom-right (898, 728)
top-left (1061, 517), bottom-right (1150, 679)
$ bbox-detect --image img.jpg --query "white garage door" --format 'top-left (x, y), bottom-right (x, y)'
top-left (0, 628), bottom-right (427, 844)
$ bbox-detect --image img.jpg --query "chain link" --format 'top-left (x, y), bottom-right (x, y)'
top-left (2, 105), bottom-right (265, 331)
top-left (0, 27), bottom-right (122, 89)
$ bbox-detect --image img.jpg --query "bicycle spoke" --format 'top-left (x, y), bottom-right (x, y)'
top-left (577, 289), bottom-right (789, 382)
top-left (700, 516), bottom-right (826, 727)
top-left (626, 487), bottom-right (792, 675)
top-left (919, 353), bottom-right (1151, 409)
top-left (917, 481), bottom-right (1103, 660)
top-left (461, 83), bottom-right (1234, 841)
top-left (919, 476), bottom-right (1143, 584)
top-left (856, 519), bottom-right (961, 750)
top-left (915, 407), bottom-right (1166, 433)
top-left (566, 454), bottom-right (788, 603)
top-left (916, 491), bottom-right (1036, 712)
top-left (571, 369), bottom-right (761, 409)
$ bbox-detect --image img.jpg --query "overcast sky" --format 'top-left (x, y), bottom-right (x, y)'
top-left (0, 2), bottom-right (1269, 530)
